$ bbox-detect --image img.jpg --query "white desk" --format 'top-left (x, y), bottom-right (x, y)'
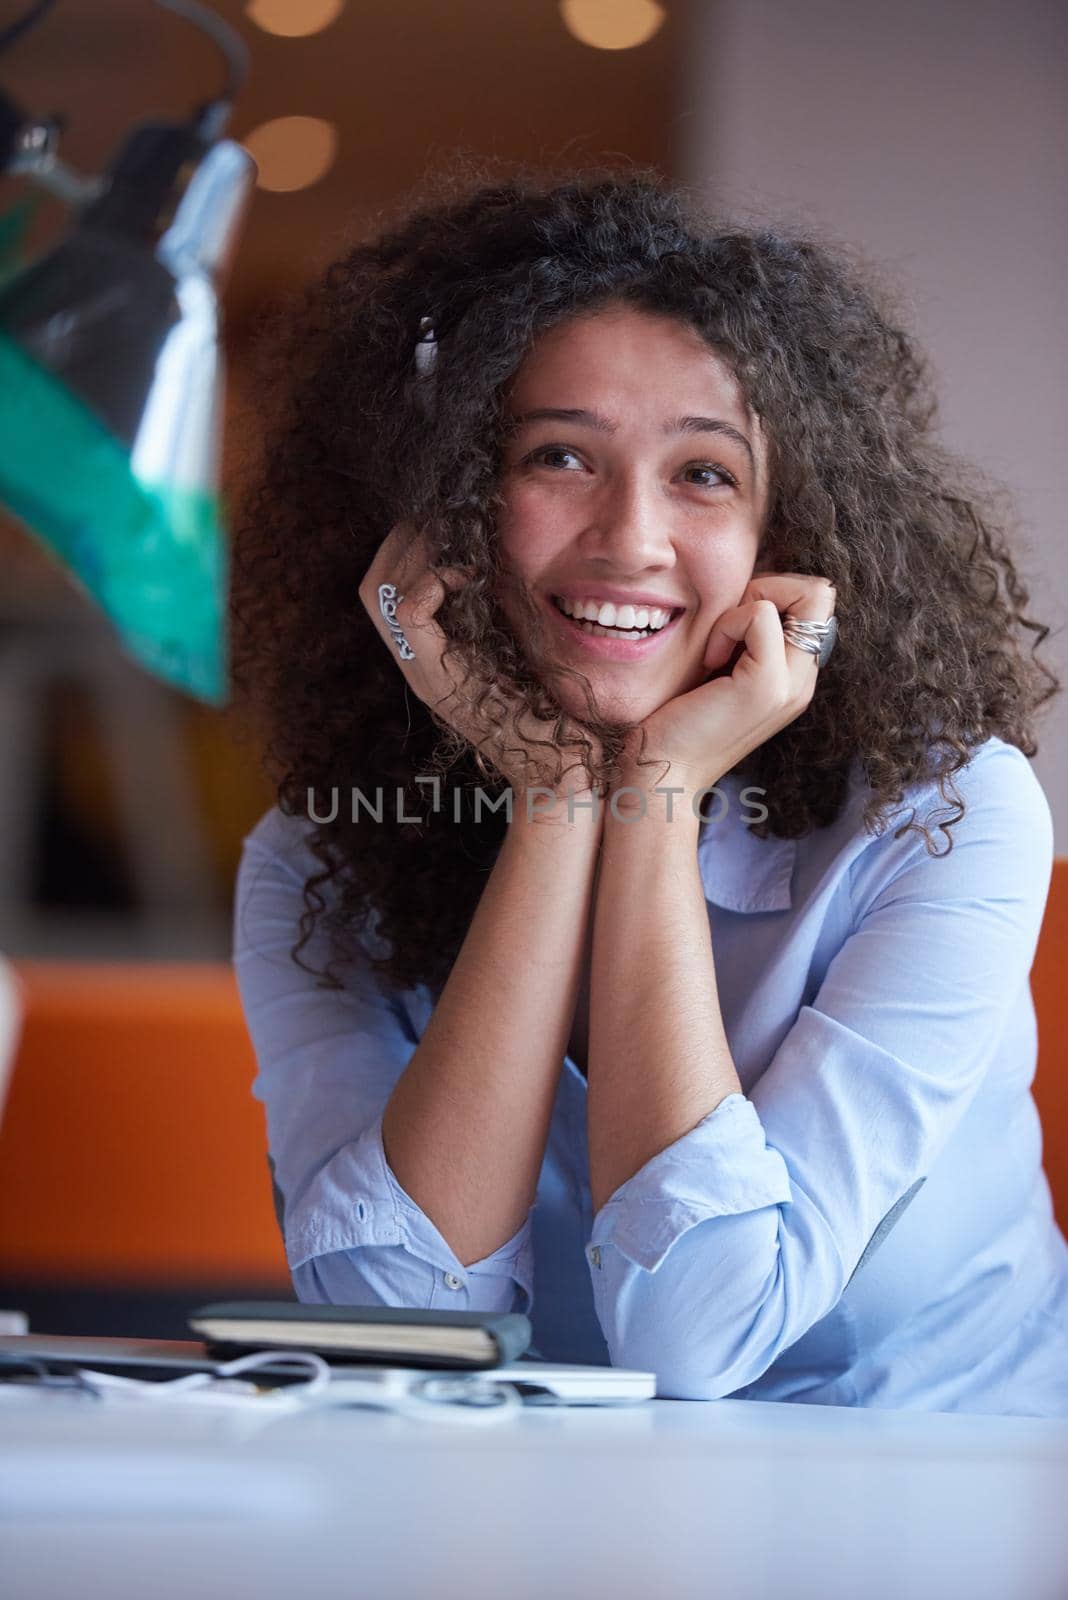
top-left (1, 1389), bottom-right (1066, 1600)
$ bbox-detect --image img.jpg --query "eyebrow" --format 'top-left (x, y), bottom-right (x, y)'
top-left (507, 407), bottom-right (755, 473)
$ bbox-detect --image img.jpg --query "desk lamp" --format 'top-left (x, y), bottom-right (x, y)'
top-left (0, 0), bottom-right (256, 705)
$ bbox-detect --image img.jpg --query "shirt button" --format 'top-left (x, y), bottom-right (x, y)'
top-left (587, 1245), bottom-right (601, 1269)
top-left (443, 1272), bottom-right (463, 1290)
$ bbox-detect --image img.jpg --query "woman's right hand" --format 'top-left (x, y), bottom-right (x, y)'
top-left (359, 522), bottom-right (605, 805)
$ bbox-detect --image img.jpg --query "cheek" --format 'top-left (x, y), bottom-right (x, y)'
top-left (495, 487), bottom-right (571, 569)
top-left (692, 549), bottom-right (756, 611)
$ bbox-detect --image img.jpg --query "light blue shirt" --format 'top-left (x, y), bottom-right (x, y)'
top-left (233, 734), bottom-right (1068, 1416)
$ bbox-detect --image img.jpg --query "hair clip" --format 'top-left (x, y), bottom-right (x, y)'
top-left (412, 316), bottom-right (437, 418)
top-left (414, 317), bottom-right (438, 380)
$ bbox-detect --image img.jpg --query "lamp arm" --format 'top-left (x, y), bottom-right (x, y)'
top-left (0, 0), bottom-right (57, 58)
top-left (152, 0), bottom-right (250, 138)
top-left (1, 1), bottom-right (250, 221)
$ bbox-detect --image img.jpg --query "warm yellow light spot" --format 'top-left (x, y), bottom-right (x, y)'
top-left (242, 116), bottom-right (337, 193)
top-left (559, 0), bottom-right (665, 50)
top-left (245, 0), bottom-right (345, 38)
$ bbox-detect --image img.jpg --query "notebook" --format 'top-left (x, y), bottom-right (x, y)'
top-left (0, 1333), bottom-right (656, 1405)
top-left (188, 1301), bottom-right (532, 1369)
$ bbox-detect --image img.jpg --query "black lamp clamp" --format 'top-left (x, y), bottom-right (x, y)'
top-left (0, 0), bottom-right (249, 232)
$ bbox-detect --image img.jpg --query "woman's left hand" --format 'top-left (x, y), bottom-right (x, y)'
top-left (622, 573), bottom-right (837, 795)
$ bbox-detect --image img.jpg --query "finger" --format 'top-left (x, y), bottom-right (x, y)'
top-left (400, 565), bottom-right (474, 636)
top-left (398, 567), bottom-right (447, 623)
top-left (742, 572), bottom-right (837, 623)
top-left (361, 558), bottom-right (441, 672)
top-left (359, 523), bottom-right (417, 613)
top-left (702, 599), bottom-right (764, 673)
top-left (705, 598), bottom-right (791, 675)
top-left (363, 519), bottom-right (440, 592)
top-left (377, 571), bottom-right (480, 713)
top-left (359, 525), bottom-right (458, 642)
top-left (743, 596), bottom-right (824, 698)
top-left (372, 531), bottom-right (466, 612)
top-left (703, 575), bottom-right (835, 672)
top-left (745, 575), bottom-right (834, 690)
top-left (376, 576), bottom-right (460, 681)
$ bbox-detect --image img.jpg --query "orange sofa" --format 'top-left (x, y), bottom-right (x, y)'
top-left (0, 963), bottom-right (289, 1292)
top-left (1029, 858), bottom-right (1068, 1236)
top-left (0, 861), bottom-right (1066, 1295)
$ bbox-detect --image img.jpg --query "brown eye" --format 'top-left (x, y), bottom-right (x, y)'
top-left (684, 462), bottom-right (738, 488)
top-left (524, 446), bottom-right (584, 470)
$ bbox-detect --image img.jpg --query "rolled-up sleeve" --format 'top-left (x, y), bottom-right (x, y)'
top-left (585, 743), bottom-right (1053, 1397)
top-left (233, 821), bottom-right (534, 1316)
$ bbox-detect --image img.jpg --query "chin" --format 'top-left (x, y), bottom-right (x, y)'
top-left (553, 678), bottom-right (677, 729)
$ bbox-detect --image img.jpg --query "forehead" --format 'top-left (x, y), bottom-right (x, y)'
top-left (506, 304), bottom-right (753, 427)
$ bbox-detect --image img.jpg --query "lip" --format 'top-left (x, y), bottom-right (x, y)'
top-left (544, 593), bottom-right (684, 660)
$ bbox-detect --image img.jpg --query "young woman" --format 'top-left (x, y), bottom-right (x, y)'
top-left (230, 168), bottom-right (1068, 1415)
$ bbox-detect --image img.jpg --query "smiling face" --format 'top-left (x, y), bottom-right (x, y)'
top-left (493, 302), bottom-right (771, 726)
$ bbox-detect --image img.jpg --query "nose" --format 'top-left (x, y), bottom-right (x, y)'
top-left (576, 470), bottom-right (678, 576)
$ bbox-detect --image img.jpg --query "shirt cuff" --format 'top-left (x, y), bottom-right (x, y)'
top-left (588, 1092), bottom-right (793, 1272)
top-left (283, 1111), bottom-right (535, 1293)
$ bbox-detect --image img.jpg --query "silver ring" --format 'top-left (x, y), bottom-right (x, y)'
top-left (378, 582), bottom-right (416, 661)
top-left (781, 613), bottom-right (837, 668)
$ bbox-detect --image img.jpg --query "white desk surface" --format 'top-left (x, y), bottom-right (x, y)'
top-left (1, 1387), bottom-right (1066, 1600)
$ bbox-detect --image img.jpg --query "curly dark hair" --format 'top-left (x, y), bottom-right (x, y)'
top-left (228, 160), bottom-right (1060, 998)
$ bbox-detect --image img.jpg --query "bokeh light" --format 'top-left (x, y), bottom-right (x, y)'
top-left (241, 116), bottom-right (338, 193)
top-left (245, 0), bottom-right (346, 38)
top-left (559, 0), bottom-right (665, 51)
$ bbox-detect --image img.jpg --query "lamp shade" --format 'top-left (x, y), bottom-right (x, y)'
top-left (0, 140), bottom-right (255, 705)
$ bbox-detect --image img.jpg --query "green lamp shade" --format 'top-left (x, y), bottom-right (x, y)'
top-left (0, 194), bottom-right (41, 288)
top-left (0, 330), bottom-right (228, 705)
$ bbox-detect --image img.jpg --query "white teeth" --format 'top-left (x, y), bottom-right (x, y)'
top-left (579, 621), bottom-right (648, 640)
top-left (554, 596), bottom-right (673, 630)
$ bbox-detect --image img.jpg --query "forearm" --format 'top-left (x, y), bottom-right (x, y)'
top-left (382, 788), bottom-right (602, 1267)
top-left (587, 784), bottom-right (742, 1217)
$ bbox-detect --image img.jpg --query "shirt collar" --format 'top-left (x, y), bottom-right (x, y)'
top-left (696, 771), bottom-right (796, 913)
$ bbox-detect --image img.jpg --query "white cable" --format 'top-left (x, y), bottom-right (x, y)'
top-left (61, 1349), bottom-right (524, 1426)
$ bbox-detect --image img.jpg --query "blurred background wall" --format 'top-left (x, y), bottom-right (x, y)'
top-left (0, 0), bottom-right (1063, 1336)
top-left (678, 0), bottom-right (1068, 838)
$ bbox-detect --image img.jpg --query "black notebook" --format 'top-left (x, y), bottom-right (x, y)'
top-left (187, 1301), bottom-right (532, 1370)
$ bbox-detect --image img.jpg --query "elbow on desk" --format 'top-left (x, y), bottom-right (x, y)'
top-left (598, 1232), bottom-right (791, 1401)
top-left (609, 1321), bottom-right (781, 1402)
top-left (642, 1354), bottom-right (767, 1402)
